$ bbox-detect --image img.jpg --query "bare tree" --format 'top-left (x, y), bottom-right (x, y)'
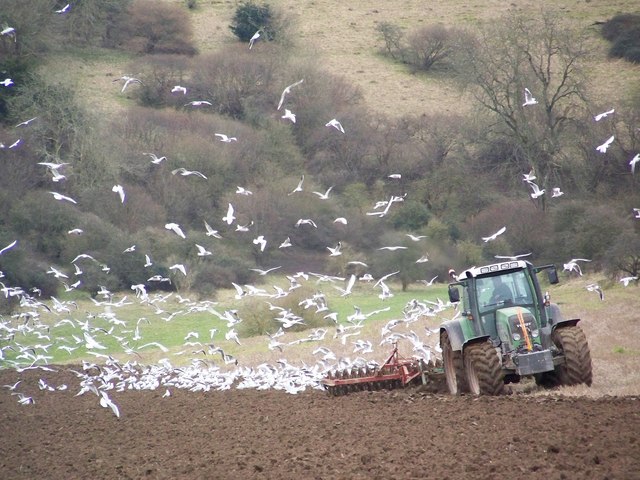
top-left (456, 9), bottom-right (592, 208)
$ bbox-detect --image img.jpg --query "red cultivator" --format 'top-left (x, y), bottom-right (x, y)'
top-left (322, 343), bottom-right (442, 396)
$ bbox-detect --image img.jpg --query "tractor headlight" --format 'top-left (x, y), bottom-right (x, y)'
top-left (512, 333), bottom-right (521, 341)
top-left (531, 329), bottom-right (540, 338)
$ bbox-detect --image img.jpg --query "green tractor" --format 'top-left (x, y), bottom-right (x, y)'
top-left (441, 260), bottom-right (592, 395)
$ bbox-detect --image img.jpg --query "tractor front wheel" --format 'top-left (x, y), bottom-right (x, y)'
top-left (441, 331), bottom-right (468, 395)
top-left (463, 341), bottom-right (505, 396)
top-left (548, 325), bottom-right (593, 387)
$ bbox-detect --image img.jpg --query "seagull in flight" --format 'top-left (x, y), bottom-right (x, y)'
top-left (144, 152), bottom-right (166, 164)
top-left (222, 203), bottom-right (235, 225)
top-left (55, 3), bottom-right (71, 14)
top-left (184, 100), bottom-right (212, 107)
top-left (215, 133), bottom-right (238, 143)
top-left (312, 186), bottom-right (333, 200)
top-left (281, 109), bottom-right (296, 123)
top-left (522, 170), bottom-right (536, 182)
top-left (1, 78), bottom-right (13, 87)
top-left (277, 79), bottom-right (304, 110)
top-left (551, 187), bottom-right (564, 198)
top-left (15, 117), bottom-right (37, 127)
top-left (594, 108), bottom-right (614, 121)
top-left (288, 175), bottom-right (304, 195)
top-left (325, 118), bottom-right (345, 133)
top-left (482, 226), bottom-right (506, 242)
top-left (169, 264), bottom-right (187, 276)
top-left (278, 237), bottom-right (292, 248)
top-left (563, 258), bottom-right (591, 276)
top-left (249, 29), bottom-right (261, 49)
top-left (495, 253), bottom-right (532, 260)
top-left (0, 240), bottom-right (17, 256)
top-left (171, 85), bottom-right (187, 94)
top-left (195, 244), bottom-right (212, 256)
top-left (523, 88), bottom-right (538, 106)
top-left (171, 167), bottom-right (207, 179)
top-left (204, 220), bottom-right (223, 238)
top-left (586, 283), bottom-right (604, 301)
top-left (596, 135), bottom-right (614, 153)
top-left (295, 218), bottom-right (317, 228)
top-left (113, 75), bottom-right (142, 93)
top-left (252, 235), bottom-right (267, 252)
top-left (406, 234), bottom-right (427, 241)
top-left (629, 154), bottom-right (639, 174)
top-left (619, 276), bottom-right (638, 287)
top-left (528, 181), bottom-right (545, 199)
top-left (165, 223), bottom-right (186, 239)
top-left (112, 185), bottom-right (125, 203)
top-left (250, 266), bottom-right (281, 276)
top-left (49, 191), bottom-right (77, 204)
top-left (236, 186), bottom-right (253, 195)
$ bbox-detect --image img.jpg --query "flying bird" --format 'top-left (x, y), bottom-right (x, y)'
top-left (596, 135), bottom-right (614, 153)
top-left (204, 220), bottom-right (223, 238)
top-left (222, 203), bottom-right (235, 225)
top-left (252, 235), bottom-right (267, 252)
top-left (312, 186), bottom-right (334, 200)
top-left (325, 118), bottom-right (345, 133)
top-left (629, 154), bottom-right (639, 174)
top-left (551, 187), bottom-right (564, 198)
top-left (562, 258), bottom-right (591, 276)
top-left (195, 244), bottom-right (212, 256)
top-left (523, 88), bottom-right (537, 106)
top-left (0, 78), bottom-right (13, 87)
top-left (15, 117), bottom-right (37, 127)
top-left (165, 223), bottom-right (186, 239)
top-left (0, 240), bottom-right (17, 256)
top-left (586, 283), bottom-right (604, 301)
top-left (619, 276), bottom-right (638, 287)
top-left (249, 29), bottom-right (261, 49)
top-left (236, 186), bottom-right (252, 195)
top-left (288, 175), bottom-right (304, 195)
top-left (55, 3), bottom-right (70, 14)
top-left (215, 133), bottom-right (238, 143)
top-left (594, 108), bottom-right (614, 121)
top-left (112, 185), bottom-right (125, 203)
top-left (184, 100), bottom-right (212, 107)
top-left (113, 75), bottom-right (142, 93)
top-left (281, 109), bottom-right (296, 123)
top-left (171, 85), bottom-right (187, 94)
top-left (277, 79), bottom-right (304, 110)
top-left (169, 264), bottom-right (187, 276)
top-left (528, 181), bottom-right (545, 199)
top-left (144, 152), bottom-right (167, 164)
top-left (49, 192), bottom-right (77, 204)
top-left (171, 168), bottom-right (207, 179)
top-left (482, 226), bottom-right (506, 242)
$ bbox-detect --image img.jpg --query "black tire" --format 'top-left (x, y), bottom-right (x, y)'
top-left (551, 325), bottom-right (593, 387)
top-left (463, 341), bottom-right (505, 396)
top-left (441, 331), bottom-right (468, 395)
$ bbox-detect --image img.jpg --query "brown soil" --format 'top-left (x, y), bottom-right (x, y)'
top-left (2, 367), bottom-right (639, 480)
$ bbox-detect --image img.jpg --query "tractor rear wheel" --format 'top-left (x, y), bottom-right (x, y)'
top-left (549, 325), bottom-right (593, 387)
top-left (463, 341), bottom-right (505, 396)
top-left (441, 331), bottom-right (468, 395)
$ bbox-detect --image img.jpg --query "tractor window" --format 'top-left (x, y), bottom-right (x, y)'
top-left (477, 271), bottom-right (534, 314)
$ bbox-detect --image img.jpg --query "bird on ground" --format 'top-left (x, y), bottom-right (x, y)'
top-left (619, 276), bottom-right (638, 287)
top-left (594, 108), bottom-right (615, 121)
top-left (112, 185), bottom-right (125, 203)
top-left (15, 117), bottom-right (37, 127)
top-left (482, 226), bottom-right (506, 242)
top-left (50, 191), bottom-right (77, 204)
top-left (325, 118), bottom-right (345, 133)
top-left (171, 168), bottom-right (207, 179)
top-left (171, 85), bottom-right (187, 94)
top-left (222, 203), bottom-right (235, 225)
top-left (249, 29), bottom-right (261, 49)
top-left (236, 186), bottom-right (253, 195)
top-left (184, 100), bottom-right (212, 107)
top-left (113, 75), bottom-right (142, 93)
top-left (586, 283), bottom-right (604, 301)
top-left (169, 264), bottom-right (187, 276)
top-left (144, 152), bottom-right (166, 164)
top-left (563, 258), bottom-right (591, 276)
top-left (528, 181), bottom-right (545, 199)
top-left (313, 186), bottom-right (334, 200)
top-left (252, 235), bottom-right (267, 252)
top-left (596, 135), bottom-right (615, 153)
top-left (165, 223), bottom-right (186, 239)
top-left (552, 187), bottom-right (564, 198)
top-left (277, 79), bottom-right (304, 110)
top-left (629, 154), bottom-right (639, 174)
top-left (288, 175), bottom-right (304, 195)
top-left (215, 133), bottom-right (238, 143)
top-left (523, 88), bottom-right (537, 106)
top-left (281, 109), bottom-right (296, 123)
top-left (195, 244), bottom-right (212, 256)
top-left (0, 240), bottom-right (17, 256)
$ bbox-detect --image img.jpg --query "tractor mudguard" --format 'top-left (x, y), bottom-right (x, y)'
top-left (440, 321), bottom-right (489, 352)
top-left (551, 317), bottom-right (581, 331)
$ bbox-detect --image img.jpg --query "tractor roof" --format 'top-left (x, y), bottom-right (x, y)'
top-left (456, 260), bottom-right (529, 280)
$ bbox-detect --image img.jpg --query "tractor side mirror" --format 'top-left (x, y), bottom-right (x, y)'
top-left (547, 266), bottom-right (559, 285)
top-left (448, 286), bottom-right (460, 303)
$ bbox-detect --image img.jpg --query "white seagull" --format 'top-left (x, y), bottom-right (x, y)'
top-left (325, 118), bottom-right (345, 133)
top-left (49, 191), bottom-right (77, 204)
top-left (313, 186), bottom-right (334, 200)
top-left (594, 108), bottom-right (614, 121)
top-left (528, 181), bottom-right (545, 199)
top-left (55, 3), bottom-right (71, 14)
top-left (171, 85), bottom-right (187, 94)
top-left (562, 258), bottom-right (591, 276)
top-left (249, 29), bottom-right (261, 49)
top-left (482, 226), bottom-right (506, 243)
top-left (523, 88), bottom-right (538, 106)
top-left (15, 117), bottom-right (37, 127)
top-left (277, 79), bottom-right (304, 110)
top-left (0, 240), bottom-right (17, 256)
top-left (236, 186), bottom-right (253, 195)
top-left (113, 75), bottom-right (142, 93)
top-left (295, 218), bottom-right (317, 228)
top-left (279, 237), bottom-right (292, 248)
top-left (169, 264), bottom-right (187, 276)
top-left (629, 154), bottom-right (639, 174)
top-left (204, 220), bottom-right (223, 238)
top-left (222, 203), bottom-right (235, 225)
top-left (596, 135), bottom-right (614, 153)
top-left (281, 109), bottom-right (296, 123)
top-left (253, 235), bottom-right (267, 252)
top-left (165, 223), bottom-right (186, 239)
top-left (619, 276), bottom-right (638, 287)
top-left (215, 133), bottom-right (238, 143)
top-left (1, 78), bottom-right (13, 87)
top-left (195, 244), bottom-right (212, 256)
top-left (112, 185), bottom-right (125, 203)
top-left (184, 100), bottom-right (212, 107)
top-left (144, 152), bottom-right (167, 164)
top-left (171, 167), bottom-right (207, 179)
top-left (288, 175), bottom-right (304, 195)
top-left (551, 187), bottom-right (564, 198)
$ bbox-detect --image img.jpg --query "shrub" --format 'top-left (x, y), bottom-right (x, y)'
top-left (230, 2), bottom-right (274, 43)
top-left (601, 14), bottom-right (640, 64)
top-left (376, 21), bottom-right (406, 61)
top-left (113, 0), bottom-right (197, 55)
top-left (405, 24), bottom-right (461, 72)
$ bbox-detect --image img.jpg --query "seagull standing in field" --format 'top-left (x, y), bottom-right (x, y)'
top-left (144, 152), bottom-right (167, 164)
top-left (629, 154), bottom-right (639, 174)
top-left (49, 191), bottom-right (77, 204)
top-left (523, 88), bottom-right (538, 106)
top-left (112, 185), bottom-right (125, 203)
top-left (281, 109), bottom-right (296, 123)
top-left (277, 79), bottom-right (304, 110)
top-left (222, 203), bottom-right (235, 225)
top-left (325, 118), bottom-right (345, 133)
top-left (596, 135), bottom-right (614, 153)
top-left (165, 223), bottom-right (186, 239)
top-left (594, 108), bottom-right (614, 121)
top-left (482, 226), bottom-right (506, 243)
